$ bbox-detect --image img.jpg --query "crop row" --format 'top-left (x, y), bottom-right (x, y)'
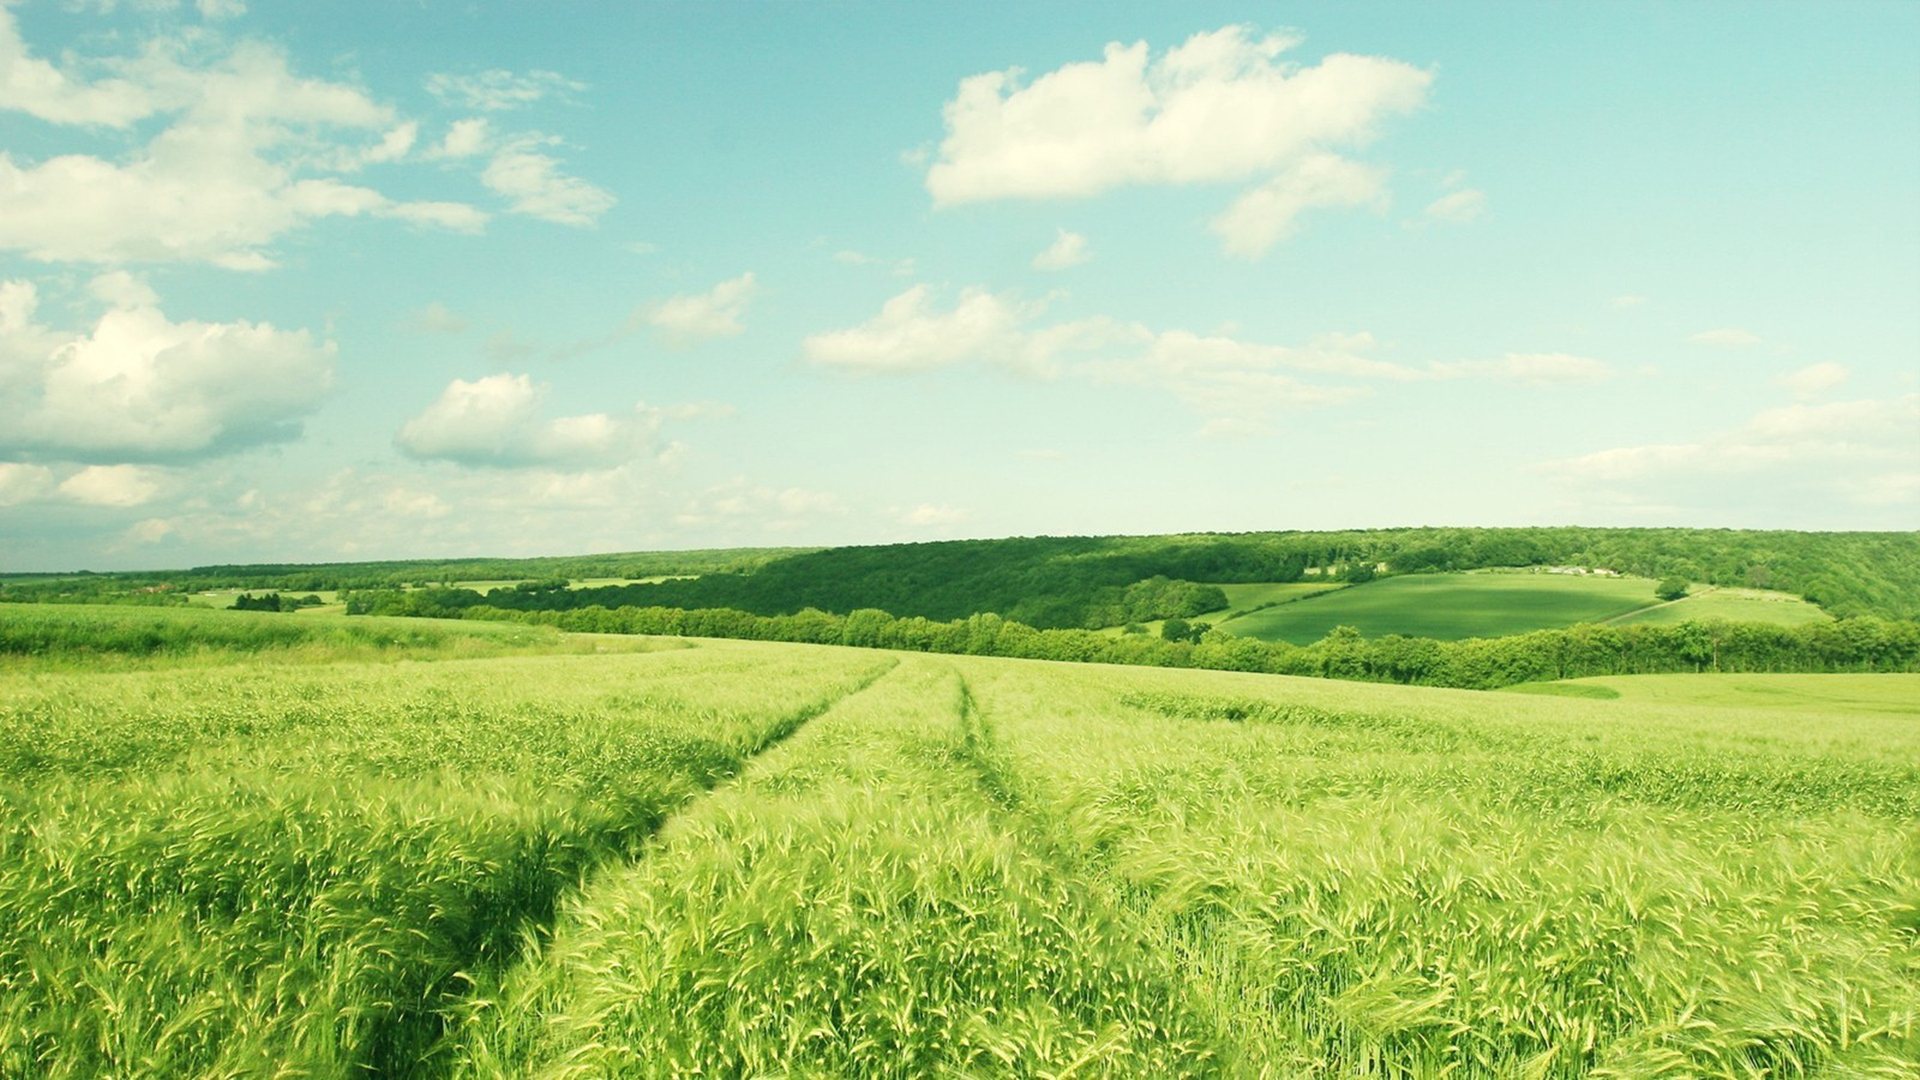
top-left (0, 644), bottom-right (890, 1076)
top-left (969, 661), bottom-right (1920, 1076)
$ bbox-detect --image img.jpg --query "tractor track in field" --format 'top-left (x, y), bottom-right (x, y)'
top-left (943, 665), bottom-right (1243, 1068)
top-left (400, 656), bottom-right (903, 1078)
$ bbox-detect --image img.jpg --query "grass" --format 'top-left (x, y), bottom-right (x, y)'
top-left (1097, 581), bottom-right (1341, 636)
top-left (4, 607), bottom-right (1916, 1076)
top-left (0, 603), bottom-right (659, 671)
top-left (449, 655), bottom-right (1223, 1076)
top-left (1613, 585), bottom-right (1830, 627)
top-left (968, 659), bottom-right (1920, 1076)
top-left (1530, 672), bottom-right (1920, 716)
top-left (1219, 570), bottom-right (1670, 644)
top-left (0, 641), bottom-right (892, 1075)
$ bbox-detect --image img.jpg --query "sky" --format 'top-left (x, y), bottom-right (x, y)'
top-left (1, 0), bottom-right (1916, 571)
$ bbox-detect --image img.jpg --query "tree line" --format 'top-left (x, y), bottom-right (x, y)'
top-left (356, 528), bottom-right (1920, 626)
top-left (441, 602), bottom-right (1920, 691)
top-left (10, 527), bottom-right (1917, 622)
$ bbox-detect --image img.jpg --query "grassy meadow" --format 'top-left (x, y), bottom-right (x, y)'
top-left (1, 603), bottom-right (1915, 1075)
top-left (1614, 587), bottom-right (1831, 628)
top-left (1219, 572), bottom-right (1672, 644)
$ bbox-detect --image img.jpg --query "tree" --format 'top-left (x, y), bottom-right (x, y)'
top-left (1160, 618), bottom-right (1203, 644)
top-left (1656, 576), bottom-right (1690, 602)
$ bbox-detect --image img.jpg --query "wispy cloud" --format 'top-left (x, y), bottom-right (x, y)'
top-left (645, 273), bottom-right (758, 344)
top-left (426, 69), bottom-right (585, 112)
top-left (0, 8), bottom-right (492, 267)
top-left (1423, 187), bottom-right (1486, 223)
top-left (1687, 327), bottom-right (1762, 347)
top-left (1033, 228), bottom-right (1091, 270)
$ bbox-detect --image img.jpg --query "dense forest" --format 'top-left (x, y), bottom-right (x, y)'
top-left (347, 528), bottom-right (1918, 626)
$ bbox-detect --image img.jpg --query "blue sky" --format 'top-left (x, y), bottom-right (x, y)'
top-left (1, 0), bottom-right (1915, 571)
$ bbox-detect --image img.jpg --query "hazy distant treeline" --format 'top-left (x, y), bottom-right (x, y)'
top-left (10, 527), bottom-right (1918, 622)
top-left (342, 528), bottom-right (1920, 627)
top-left (459, 603), bottom-right (1920, 691)
top-left (0, 547), bottom-right (810, 602)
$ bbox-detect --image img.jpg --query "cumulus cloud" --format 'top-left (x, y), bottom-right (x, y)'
top-left (0, 14), bottom-right (499, 268)
top-left (1423, 187), bottom-right (1485, 223)
top-left (645, 273), bottom-right (757, 343)
top-left (58, 464), bottom-right (164, 507)
top-left (1777, 361), bottom-right (1847, 398)
top-left (481, 135), bottom-right (615, 226)
top-left (0, 462), bottom-right (55, 506)
top-left (1033, 228), bottom-right (1091, 270)
top-left (926, 25), bottom-right (1428, 254)
top-left (394, 373), bottom-right (666, 469)
top-left (0, 276), bottom-right (335, 462)
top-left (426, 69), bottom-right (585, 112)
top-left (1688, 327), bottom-right (1762, 347)
top-left (436, 117), bottom-right (492, 159)
top-left (0, 13), bottom-right (625, 265)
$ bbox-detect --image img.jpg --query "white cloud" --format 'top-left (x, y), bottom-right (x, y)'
top-left (127, 516), bottom-right (175, 543)
top-left (0, 6), bottom-right (154, 126)
top-left (1777, 361), bottom-right (1847, 398)
top-left (1608, 294), bottom-right (1648, 308)
top-left (1542, 395), bottom-right (1920, 514)
top-left (0, 276), bottom-right (335, 462)
top-left (900, 504), bottom-right (967, 527)
top-left (0, 15), bottom-right (490, 267)
top-left (0, 462), bottom-right (56, 506)
top-left (672, 478), bottom-right (845, 532)
top-left (802, 285), bottom-right (1053, 373)
top-left (806, 285), bottom-right (1609, 430)
top-left (436, 117), bottom-right (492, 158)
top-left (1688, 327), bottom-right (1763, 347)
top-left (1211, 153), bottom-right (1386, 257)
top-left (426, 69), bottom-right (585, 112)
top-left (833, 250), bottom-right (917, 277)
top-left (481, 135), bottom-right (615, 225)
top-left (58, 464), bottom-right (163, 507)
top-left (394, 373), bottom-right (665, 469)
top-left (1423, 187), bottom-right (1485, 223)
top-left (926, 25), bottom-right (1428, 252)
top-left (380, 486), bottom-right (450, 519)
top-left (1428, 352), bottom-right (1611, 386)
top-left (1033, 228), bottom-right (1090, 270)
top-left (646, 273), bottom-right (757, 343)
top-left (402, 302), bottom-right (469, 334)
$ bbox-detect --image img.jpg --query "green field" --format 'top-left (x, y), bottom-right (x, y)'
top-left (3, 606), bottom-right (1916, 1076)
top-left (1218, 571), bottom-right (1671, 643)
top-left (1512, 672), bottom-right (1920, 715)
top-left (1098, 581), bottom-right (1342, 636)
top-left (1614, 585), bottom-right (1830, 627)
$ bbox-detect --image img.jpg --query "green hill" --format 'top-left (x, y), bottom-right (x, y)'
top-left (1214, 571), bottom-right (1830, 645)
